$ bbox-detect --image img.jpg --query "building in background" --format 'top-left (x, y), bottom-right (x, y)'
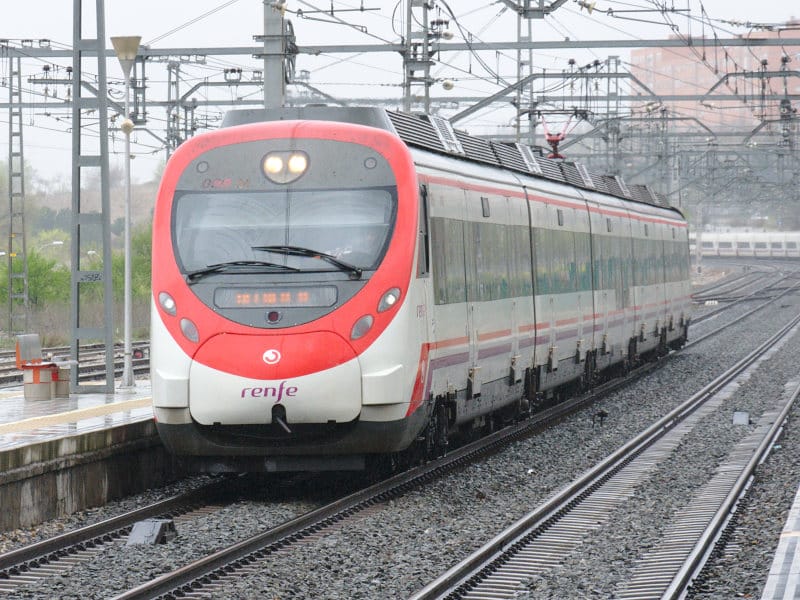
top-left (629, 19), bottom-right (800, 130)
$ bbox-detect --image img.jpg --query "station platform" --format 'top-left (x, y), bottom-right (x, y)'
top-left (0, 382), bottom-right (153, 452)
top-left (0, 380), bottom-right (179, 531)
top-left (762, 484), bottom-right (800, 599)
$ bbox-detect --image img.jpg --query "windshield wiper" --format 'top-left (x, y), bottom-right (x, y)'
top-left (185, 260), bottom-right (300, 282)
top-left (252, 245), bottom-right (363, 280)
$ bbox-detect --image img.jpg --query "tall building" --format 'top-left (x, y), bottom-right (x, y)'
top-left (629, 20), bottom-right (800, 132)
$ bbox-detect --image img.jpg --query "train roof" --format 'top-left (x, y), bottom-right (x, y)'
top-left (222, 106), bottom-right (672, 211)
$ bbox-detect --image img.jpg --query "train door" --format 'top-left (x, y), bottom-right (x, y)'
top-left (629, 215), bottom-right (647, 356)
top-left (528, 198), bottom-right (555, 376)
top-left (586, 200), bottom-right (609, 359)
top-left (467, 190), bottom-right (517, 398)
top-left (655, 221), bottom-right (670, 350)
top-left (588, 197), bottom-right (631, 367)
top-left (509, 193), bottom-right (535, 383)
top-left (462, 189), bottom-right (483, 398)
top-left (572, 196), bottom-right (594, 363)
top-left (548, 205), bottom-right (580, 371)
top-left (426, 180), bottom-right (470, 402)
top-left (416, 185), bottom-right (433, 345)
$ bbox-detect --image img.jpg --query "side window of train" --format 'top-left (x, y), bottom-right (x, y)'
top-left (418, 185), bottom-right (430, 277)
top-left (430, 216), bottom-right (466, 305)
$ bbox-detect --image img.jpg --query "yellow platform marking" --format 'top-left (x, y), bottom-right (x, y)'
top-left (780, 531), bottom-right (800, 538)
top-left (0, 397), bottom-right (152, 435)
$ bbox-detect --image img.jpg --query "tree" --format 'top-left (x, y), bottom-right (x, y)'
top-left (0, 251), bottom-right (70, 306)
top-left (111, 223), bottom-right (152, 302)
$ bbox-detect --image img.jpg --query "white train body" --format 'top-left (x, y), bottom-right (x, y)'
top-left (691, 231), bottom-right (800, 258)
top-left (150, 107), bottom-right (691, 473)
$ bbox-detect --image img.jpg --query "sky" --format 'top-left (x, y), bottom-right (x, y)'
top-left (0, 0), bottom-right (796, 185)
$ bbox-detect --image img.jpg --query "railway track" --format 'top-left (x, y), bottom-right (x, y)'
top-left (690, 267), bottom-right (775, 303)
top-left (0, 480), bottom-right (234, 594)
top-left (0, 341), bottom-right (150, 386)
top-left (410, 314), bottom-right (800, 600)
top-left (106, 297), bottom-right (800, 598)
top-left (690, 273), bottom-right (800, 333)
top-left (1, 273), bottom-right (798, 598)
top-left (0, 348), bottom-right (675, 598)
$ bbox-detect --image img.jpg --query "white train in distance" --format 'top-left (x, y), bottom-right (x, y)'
top-left (690, 231), bottom-right (800, 258)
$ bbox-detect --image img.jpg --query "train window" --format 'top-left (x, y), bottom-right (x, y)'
top-left (557, 209), bottom-right (564, 226)
top-left (606, 218), bottom-right (613, 233)
top-left (430, 217), bottom-right (466, 305)
top-left (701, 241), bottom-right (714, 248)
top-left (509, 225), bottom-right (532, 297)
top-left (771, 242), bottom-right (783, 249)
top-left (534, 228), bottom-right (576, 295)
top-left (672, 228), bottom-right (676, 239)
top-left (788, 242), bottom-right (798, 249)
top-left (644, 224), bottom-right (649, 237)
top-left (172, 188), bottom-right (396, 272)
top-left (575, 232), bottom-right (592, 291)
top-left (473, 221), bottom-right (510, 300)
top-left (754, 242), bottom-right (767, 249)
top-left (736, 242), bottom-right (750, 249)
top-left (481, 197), bottom-right (490, 218)
top-left (718, 242), bottom-right (733, 248)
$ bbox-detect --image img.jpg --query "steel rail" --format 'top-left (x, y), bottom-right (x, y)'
top-left (109, 277), bottom-right (800, 599)
top-left (658, 381), bottom-right (798, 598)
top-left (0, 479), bottom-right (233, 590)
top-left (409, 312), bottom-right (800, 599)
top-left (690, 274), bottom-right (792, 325)
top-left (688, 278), bottom-right (800, 345)
top-left (5, 270), bottom-right (794, 597)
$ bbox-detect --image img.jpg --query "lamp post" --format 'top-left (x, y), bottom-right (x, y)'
top-left (111, 35), bottom-right (141, 391)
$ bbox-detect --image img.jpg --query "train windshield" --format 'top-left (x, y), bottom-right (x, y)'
top-left (173, 187), bottom-right (396, 274)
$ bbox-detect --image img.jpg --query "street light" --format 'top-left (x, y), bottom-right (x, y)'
top-left (111, 35), bottom-right (141, 391)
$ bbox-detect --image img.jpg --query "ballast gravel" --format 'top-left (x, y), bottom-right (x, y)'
top-left (4, 287), bottom-right (800, 599)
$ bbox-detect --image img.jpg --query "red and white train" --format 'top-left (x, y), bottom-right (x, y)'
top-left (150, 106), bottom-right (691, 473)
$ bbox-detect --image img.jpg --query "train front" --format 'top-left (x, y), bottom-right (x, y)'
top-left (150, 114), bottom-right (425, 472)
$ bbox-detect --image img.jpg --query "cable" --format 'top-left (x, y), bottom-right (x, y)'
top-left (145, 0), bottom-right (244, 46)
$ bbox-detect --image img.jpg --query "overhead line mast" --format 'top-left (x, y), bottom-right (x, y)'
top-left (70, 0), bottom-right (115, 393)
top-left (5, 50), bottom-right (30, 336)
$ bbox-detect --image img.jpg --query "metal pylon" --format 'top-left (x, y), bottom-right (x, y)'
top-left (6, 52), bottom-right (29, 338)
top-left (70, 0), bottom-right (115, 393)
top-left (402, 0), bottom-right (433, 113)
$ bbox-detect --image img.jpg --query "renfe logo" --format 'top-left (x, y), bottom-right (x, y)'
top-left (262, 349), bottom-right (281, 364)
top-left (241, 381), bottom-right (298, 403)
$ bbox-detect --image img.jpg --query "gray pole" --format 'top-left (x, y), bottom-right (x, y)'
top-left (120, 80), bottom-right (134, 388)
top-left (403, 1), bottom-right (413, 112)
top-left (111, 35), bottom-right (141, 390)
top-left (263, 0), bottom-right (285, 108)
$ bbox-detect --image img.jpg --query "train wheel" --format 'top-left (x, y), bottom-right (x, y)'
top-left (582, 351), bottom-right (596, 392)
top-left (368, 451), bottom-right (409, 479)
top-left (658, 328), bottom-right (668, 357)
top-left (423, 401), bottom-right (448, 460)
top-left (626, 338), bottom-right (638, 372)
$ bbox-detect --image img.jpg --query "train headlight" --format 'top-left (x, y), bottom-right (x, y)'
top-left (180, 318), bottom-right (200, 343)
top-left (263, 155), bottom-right (284, 175)
top-left (261, 151), bottom-right (309, 184)
top-left (158, 291), bottom-right (177, 316)
top-left (287, 152), bottom-right (308, 175)
top-left (378, 288), bottom-right (401, 313)
top-left (350, 315), bottom-right (374, 340)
